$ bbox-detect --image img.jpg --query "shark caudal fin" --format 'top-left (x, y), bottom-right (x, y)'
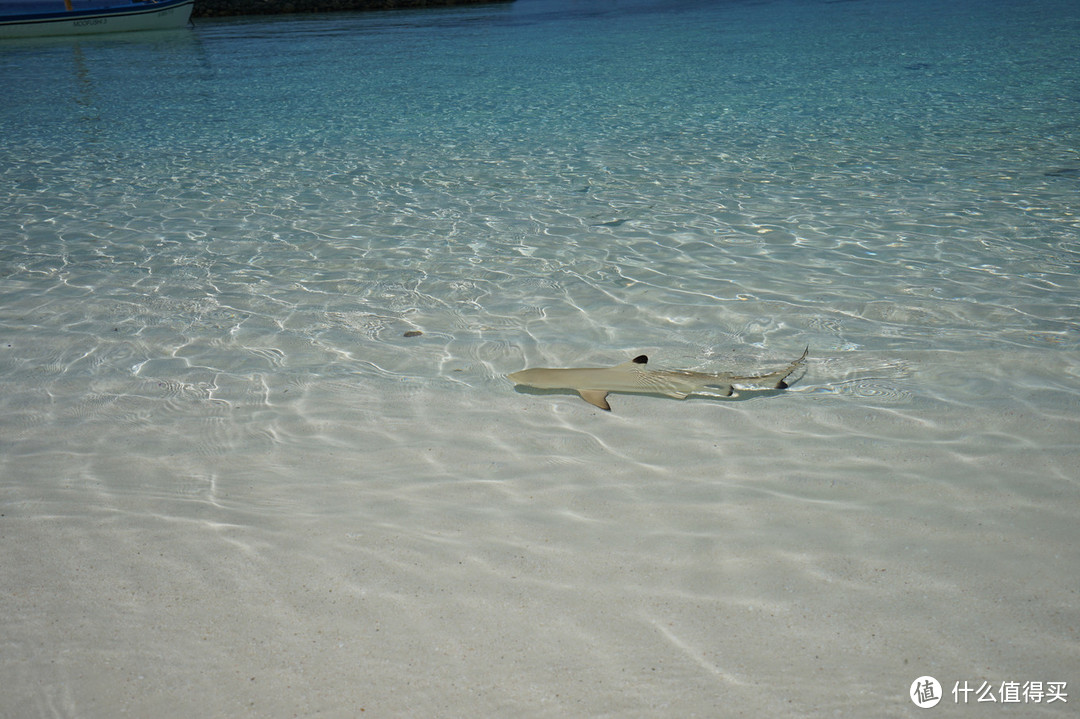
top-left (772, 346), bottom-right (809, 389)
top-left (732, 346), bottom-right (809, 390)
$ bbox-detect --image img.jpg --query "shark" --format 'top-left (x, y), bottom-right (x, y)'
top-left (508, 346), bottom-right (808, 411)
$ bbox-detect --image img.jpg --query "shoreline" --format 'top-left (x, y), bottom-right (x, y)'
top-left (192, 0), bottom-right (513, 19)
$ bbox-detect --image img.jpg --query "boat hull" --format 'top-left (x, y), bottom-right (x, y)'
top-left (0, 0), bottom-right (193, 38)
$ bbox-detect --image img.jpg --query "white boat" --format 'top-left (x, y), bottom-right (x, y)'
top-left (0, 0), bottom-right (193, 38)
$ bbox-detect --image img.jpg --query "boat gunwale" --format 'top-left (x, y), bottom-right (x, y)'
top-left (0, 0), bottom-right (193, 27)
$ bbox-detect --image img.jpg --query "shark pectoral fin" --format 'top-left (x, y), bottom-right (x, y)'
top-left (578, 390), bottom-right (612, 410)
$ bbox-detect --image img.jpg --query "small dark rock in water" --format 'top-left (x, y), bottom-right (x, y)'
top-left (403, 330), bottom-right (423, 338)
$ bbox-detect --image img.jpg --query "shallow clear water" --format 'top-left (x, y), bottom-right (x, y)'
top-left (2, 0), bottom-right (1079, 715)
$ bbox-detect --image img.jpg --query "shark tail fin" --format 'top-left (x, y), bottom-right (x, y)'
top-left (732, 346), bottom-right (809, 389)
top-left (773, 345), bottom-right (808, 388)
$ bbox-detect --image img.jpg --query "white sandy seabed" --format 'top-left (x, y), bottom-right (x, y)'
top-left (2, 331), bottom-right (1077, 718)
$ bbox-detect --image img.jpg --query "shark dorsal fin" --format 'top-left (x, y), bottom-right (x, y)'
top-left (612, 354), bottom-right (648, 370)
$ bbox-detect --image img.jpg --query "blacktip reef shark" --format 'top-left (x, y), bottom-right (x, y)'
top-left (508, 346), bottom-right (808, 411)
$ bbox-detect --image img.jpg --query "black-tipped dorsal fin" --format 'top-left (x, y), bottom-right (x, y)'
top-left (613, 355), bottom-right (649, 370)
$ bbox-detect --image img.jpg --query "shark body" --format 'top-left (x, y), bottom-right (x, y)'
top-left (508, 347), bottom-right (808, 411)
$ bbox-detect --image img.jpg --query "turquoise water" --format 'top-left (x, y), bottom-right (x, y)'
top-left (2, 0), bottom-right (1079, 715)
